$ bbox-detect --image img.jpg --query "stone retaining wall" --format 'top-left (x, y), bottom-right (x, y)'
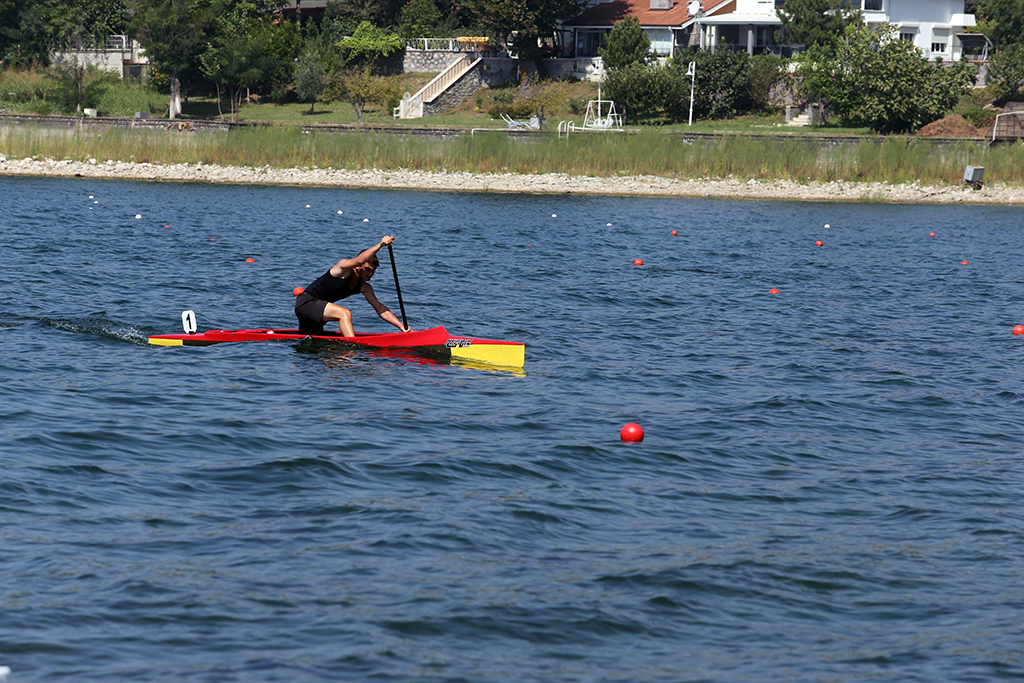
top-left (423, 67), bottom-right (483, 116)
top-left (403, 49), bottom-right (465, 73)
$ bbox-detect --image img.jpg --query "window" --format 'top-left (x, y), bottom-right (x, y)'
top-left (862, 0), bottom-right (882, 10)
top-left (932, 42), bottom-right (947, 53)
top-left (900, 32), bottom-right (915, 42)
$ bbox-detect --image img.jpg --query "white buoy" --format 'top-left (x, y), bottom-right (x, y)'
top-left (824, 223), bottom-right (830, 229)
top-left (552, 214), bottom-right (557, 218)
top-left (363, 218), bottom-right (369, 222)
top-left (607, 223), bottom-right (612, 226)
top-left (305, 204), bottom-right (311, 208)
top-left (1, 664), bottom-right (13, 680)
top-left (337, 210), bottom-right (343, 215)
top-left (135, 214), bottom-right (142, 219)
top-left (88, 195), bottom-right (94, 199)
top-left (93, 200), bottom-right (98, 204)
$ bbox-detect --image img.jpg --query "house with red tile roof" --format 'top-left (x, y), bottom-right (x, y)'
top-left (562, 0), bottom-right (693, 57)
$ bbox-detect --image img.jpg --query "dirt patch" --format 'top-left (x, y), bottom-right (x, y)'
top-left (918, 114), bottom-right (982, 138)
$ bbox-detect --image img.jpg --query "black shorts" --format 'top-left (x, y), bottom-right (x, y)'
top-left (294, 292), bottom-right (327, 335)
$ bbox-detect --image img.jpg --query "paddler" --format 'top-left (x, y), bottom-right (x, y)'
top-left (294, 235), bottom-right (411, 336)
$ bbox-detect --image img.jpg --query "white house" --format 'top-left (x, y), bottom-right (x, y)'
top-left (52, 35), bottom-right (149, 79)
top-left (685, 0), bottom-right (980, 61)
top-left (563, 0), bottom-right (982, 61)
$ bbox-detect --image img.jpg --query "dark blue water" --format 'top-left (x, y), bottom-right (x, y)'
top-left (3, 174), bottom-right (1024, 682)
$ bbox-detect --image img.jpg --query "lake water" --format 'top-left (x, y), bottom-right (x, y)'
top-left (3, 175), bottom-right (1024, 682)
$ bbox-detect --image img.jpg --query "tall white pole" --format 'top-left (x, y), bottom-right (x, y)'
top-left (687, 61), bottom-right (696, 126)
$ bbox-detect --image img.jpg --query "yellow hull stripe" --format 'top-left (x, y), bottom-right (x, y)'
top-left (450, 342), bottom-right (525, 369)
top-left (148, 337), bottom-right (184, 346)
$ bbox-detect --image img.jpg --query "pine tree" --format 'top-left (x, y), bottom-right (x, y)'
top-left (776, 0), bottom-right (862, 48)
top-left (600, 16), bottom-right (651, 69)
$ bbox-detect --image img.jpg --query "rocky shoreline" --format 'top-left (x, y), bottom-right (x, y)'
top-left (1, 154), bottom-right (1022, 204)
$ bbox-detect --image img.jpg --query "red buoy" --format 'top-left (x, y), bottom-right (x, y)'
top-left (1013, 325), bottom-right (1024, 335)
top-left (634, 259), bottom-right (643, 266)
top-left (620, 423), bottom-right (644, 442)
top-left (769, 288), bottom-right (779, 294)
top-left (245, 258), bottom-right (255, 263)
top-left (961, 260), bottom-right (969, 265)
top-left (293, 287), bottom-right (304, 297)
top-left (815, 240), bottom-right (823, 247)
top-left (671, 230), bottom-right (678, 236)
top-left (929, 232), bottom-right (935, 237)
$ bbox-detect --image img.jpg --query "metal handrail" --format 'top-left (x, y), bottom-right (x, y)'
top-left (990, 111), bottom-right (1024, 145)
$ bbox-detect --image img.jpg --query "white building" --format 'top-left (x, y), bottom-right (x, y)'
top-left (52, 35), bottom-right (148, 79)
top-left (686, 0), bottom-right (980, 61)
top-left (564, 0), bottom-right (983, 62)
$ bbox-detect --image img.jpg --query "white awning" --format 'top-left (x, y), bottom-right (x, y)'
top-left (683, 12), bottom-right (782, 27)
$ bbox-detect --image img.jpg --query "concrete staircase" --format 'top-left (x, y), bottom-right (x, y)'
top-left (786, 112), bottom-right (812, 127)
top-left (396, 55), bottom-right (481, 119)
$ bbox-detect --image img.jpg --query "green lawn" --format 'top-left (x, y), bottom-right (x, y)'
top-left (179, 92), bottom-right (874, 136)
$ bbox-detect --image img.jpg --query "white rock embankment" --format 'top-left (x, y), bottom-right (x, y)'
top-left (1, 154), bottom-right (1022, 204)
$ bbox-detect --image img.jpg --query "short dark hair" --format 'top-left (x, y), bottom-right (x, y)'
top-left (357, 248), bottom-right (380, 268)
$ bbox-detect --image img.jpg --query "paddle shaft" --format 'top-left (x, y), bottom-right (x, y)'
top-left (387, 244), bottom-right (409, 330)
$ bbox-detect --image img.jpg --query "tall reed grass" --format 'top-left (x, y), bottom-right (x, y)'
top-left (3, 126), bottom-right (1022, 186)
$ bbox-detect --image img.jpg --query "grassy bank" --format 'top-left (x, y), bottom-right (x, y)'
top-left (3, 125), bottom-right (1023, 187)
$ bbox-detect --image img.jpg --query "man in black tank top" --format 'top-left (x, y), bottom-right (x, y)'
top-left (294, 235), bottom-right (412, 336)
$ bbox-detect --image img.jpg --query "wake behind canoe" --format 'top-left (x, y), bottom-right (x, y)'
top-left (148, 325), bottom-right (525, 369)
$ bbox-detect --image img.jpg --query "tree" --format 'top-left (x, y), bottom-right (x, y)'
top-left (398, 0), bottom-right (443, 40)
top-left (46, 0), bottom-right (128, 112)
top-left (973, 0), bottom-right (1024, 48)
top-left (467, 0), bottom-right (584, 59)
top-left (199, 3), bottom-right (300, 120)
top-left (321, 0), bottom-right (406, 37)
top-left (1, 0), bottom-right (127, 69)
top-left (129, 0), bottom-right (287, 119)
top-left (796, 23), bottom-right (976, 133)
top-left (294, 50), bottom-right (328, 113)
top-left (665, 48), bottom-right (755, 121)
top-left (987, 43), bottom-right (1024, 100)
top-left (337, 20), bottom-right (404, 66)
top-left (321, 64), bottom-right (399, 124)
top-left (600, 15), bottom-right (651, 69)
top-left (776, 0), bottom-right (862, 48)
top-left (127, 0), bottom-right (218, 119)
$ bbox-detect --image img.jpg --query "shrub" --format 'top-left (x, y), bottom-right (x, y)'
top-left (666, 49), bottom-right (754, 121)
top-left (95, 78), bottom-right (166, 117)
top-left (956, 104), bottom-right (998, 130)
top-left (604, 62), bottom-right (671, 123)
top-left (988, 43), bottom-right (1024, 102)
top-left (488, 101), bottom-right (534, 119)
top-left (271, 84), bottom-right (290, 105)
top-left (746, 53), bottom-right (786, 112)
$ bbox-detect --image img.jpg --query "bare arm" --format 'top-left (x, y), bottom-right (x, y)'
top-left (329, 235), bottom-right (395, 278)
top-left (362, 282), bottom-right (411, 332)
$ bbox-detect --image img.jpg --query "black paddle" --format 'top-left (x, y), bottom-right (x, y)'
top-left (387, 243), bottom-right (409, 331)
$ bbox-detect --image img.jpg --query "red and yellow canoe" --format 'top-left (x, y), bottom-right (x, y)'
top-left (148, 326), bottom-right (525, 369)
